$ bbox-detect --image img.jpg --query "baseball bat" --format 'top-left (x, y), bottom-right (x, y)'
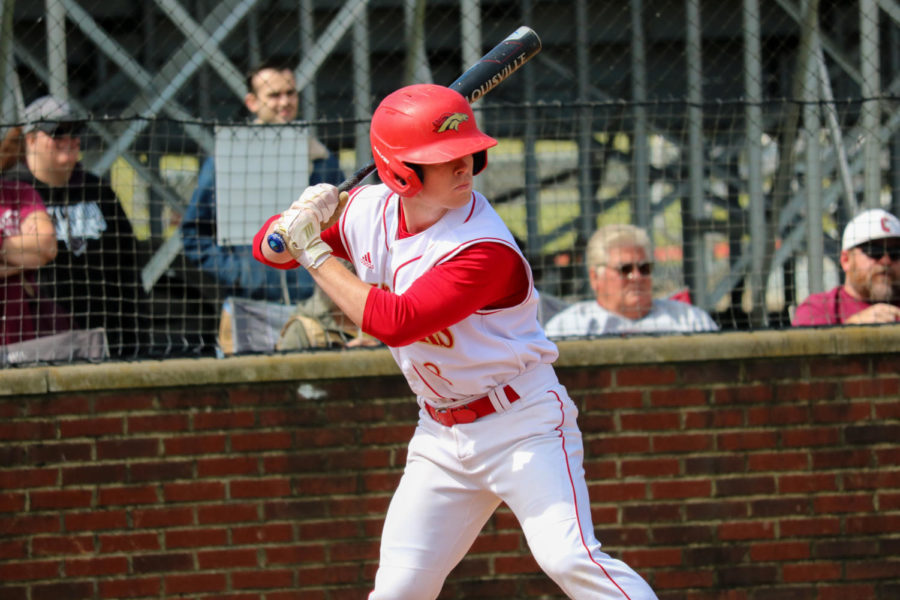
top-left (267, 25), bottom-right (542, 253)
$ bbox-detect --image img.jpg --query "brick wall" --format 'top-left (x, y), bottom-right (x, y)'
top-left (1, 328), bottom-right (899, 599)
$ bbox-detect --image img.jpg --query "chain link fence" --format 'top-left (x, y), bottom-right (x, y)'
top-left (1, 0), bottom-right (897, 364)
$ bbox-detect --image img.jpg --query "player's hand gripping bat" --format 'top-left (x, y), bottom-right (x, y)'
top-left (266, 25), bottom-right (542, 254)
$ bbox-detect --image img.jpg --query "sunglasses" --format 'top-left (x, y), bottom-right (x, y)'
top-left (602, 262), bottom-right (653, 277)
top-left (855, 242), bottom-right (900, 261)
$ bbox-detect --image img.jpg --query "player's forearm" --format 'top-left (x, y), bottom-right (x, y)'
top-left (306, 257), bottom-right (371, 328)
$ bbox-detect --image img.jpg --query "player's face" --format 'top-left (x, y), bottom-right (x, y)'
top-left (418, 154), bottom-right (474, 210)
top-left (842, 239), bottom-right (900, 302)
top-left (246, 69), bottom-right (299, 124)
top-left (589, 244), bottom-right (653, 320)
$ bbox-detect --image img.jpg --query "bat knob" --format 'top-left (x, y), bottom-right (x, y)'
top-left (267, 233), bottom-right (286, 253)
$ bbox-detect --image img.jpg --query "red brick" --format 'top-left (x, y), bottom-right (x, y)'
top-left (130, 460), bottom-right (193, 482)
top-left (62, 464), bottom-right (128, 486)
top-left (32, 535), bottom-right (94, 556)
top-left (31, 489), bottom-right (92, 510)
top-left (165, 527), bottom-right (228, 549)
top-left (589, 435), bottom-right (651, 454)
top-left (165, 573), bottom-right (227, 595)
top-left (65, 556), bottom-right (128, 576)
top-left (94, 393), bottom-right (155, 413)
top-left (649, 388), bottom-right (707, 406)
top-left (845, 559), bottom-right (900, 579)
top-left (620, 547), bottom-right (682, 567)
top-left (846, 514), bottom-right (900, 534)
top-left (652, 479), bottom-right (712, 499)
top-left (360, 424), bottom-right (414, 445)
top-left (127, 414), bottom-right (189, 433)
top-left (749, 451), bottom-right (808, 472)
top-left (814, 494), bottom-right (874, 513)
top-left (817, 585), bottom-right (877, 600)
top-left (718, 520), bottom-right (775, 540)
top-left (621, 411), bottom-right (681, 431)
top-left (749, 540), bottom-right (810, 561)
top-left (589, 482), bottom-right (647, 502)
top-left (875, 400), bottom-right (900, 419)
top-left (616, 366), bottom-right (678, 387)
top-left (59, 417), bottom-right (122, 438)
top-left (132, 552), bottom-right (193, 573)
top-left (843, 378), bottom-right (900, 399)
top-left (0, 491), bottom-right (25, 512)
top-left (265, 544), bottom-right (327, 565)
top-left (783, 561), bottom-right (842, 582)
top-left (232, 569), bottom-right (293, 589)
top-left (95, 438), bottom-right (158, 460)
top-left (717, 431), bottom-right (777, 451)
top-left (97, 533), bottom-right (160, 553)
top-left (653, 569), bottom-right (714, 588)
top-left (97, 485), bottom-right (158, 506)
top-left (0, 539), bottom-right (27, 560)
top-left (65, 510), bottom-right (128, 531)
top-left (163, 481), bottom-right (226, 502)
top-left (98, 576), bottom-right (161, 598)
top-left (684, 408), bottom-right (743, 428)
top-left (879, 491), bottom-right (900, 510)
top-left (717, 476), bottom-right (776, 497)
top-left (781, 517), bottom-right (841, 537)
top-left (782, 427), bottom-right (841, 448)
top-left (0, 420), bottom-right (55, 441)
top-left (711, 384), bottom-right (773, 403)
top-left (747, 405), bottom-right (809, 426)
top-left (29, 442), bottom-right (92, 464)
top-left (232, 523), bottom-right (293, 545)
top-left (197, 503), bottom-right (259, 524)
top-left (775, 381), bottom-right (840, 400)
top-left (812, 401), bottom-right (872, 423)
top-left (231, 431), bottom-right (292, 452)
top-left (193, 410), bottom-right (256, 430)
top-left (131, 507), bottom-right (194, 529)
top-left (196, 548), bottom-right (258, 569)
top-left (26, 396), bottom-right (90, 416)
top-left (621, 458), bottom-right (679, 478)
top-left (0, 559), bottom-right (58, 581)
top-left (582, 390), bottom-right (643, 409)
top-left (0, 514), bottom-right (59, 535)
top-left (652, 433), bottom-right (712, 453)
top-left (230, 478), bottom-right (291, 499)
top-left (31, 581), bottom-right (93, 600)
top-left (813, 449), bottom-right (872, 469)
top-left (196, 456), bottom-right (258, 478)
top-left (164, 434), bottom-right (227, 455)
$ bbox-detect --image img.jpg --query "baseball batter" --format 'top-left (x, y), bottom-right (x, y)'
top-left (254, 84), bottom-right (657, 600)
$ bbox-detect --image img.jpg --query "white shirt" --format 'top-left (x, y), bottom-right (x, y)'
top-left (337, 184), bottom-right (558, 404)
top-left (544, 298), bottom-right (719, 338)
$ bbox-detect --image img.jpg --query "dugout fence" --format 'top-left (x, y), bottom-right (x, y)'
top-left (2, 0), bottom-right (900, 365)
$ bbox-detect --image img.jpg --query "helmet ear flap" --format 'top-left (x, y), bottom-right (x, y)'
top-left (472, 150), bottom-right (487, 175)
top-left (382, 160), bottom-right (423, 196)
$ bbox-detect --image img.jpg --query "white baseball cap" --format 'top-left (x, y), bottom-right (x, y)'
top-left (841, 208), bottom-right (900, 250)
top-left (22, 95), bottom-right (82, 134)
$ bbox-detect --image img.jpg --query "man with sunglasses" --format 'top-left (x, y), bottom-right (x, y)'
top-left (5, 96), bottom-right (150, 358)
top-left (544, 224), bottom-right (718, 337)
top-left (793, 208), bottom-right (900, 326)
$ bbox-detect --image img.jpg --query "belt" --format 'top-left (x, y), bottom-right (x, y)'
top-left (425, 385), bottom-right (520, 427)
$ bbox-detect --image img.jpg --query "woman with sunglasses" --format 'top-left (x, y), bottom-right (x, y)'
top-left (793, 208), bottom-right (900, 326)
top-left (544, 223), bottom-right (719, 338)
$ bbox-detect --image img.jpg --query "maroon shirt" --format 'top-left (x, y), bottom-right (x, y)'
top-left (792, 285), bottom-right (900, 326)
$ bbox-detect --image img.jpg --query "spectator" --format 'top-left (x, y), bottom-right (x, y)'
top-left (544, 223), bottom-right (719, 337)
top-left (181, 58), bottom-right (344, 305)
top-left (5, 96), bottom-right (150, 358)
top-left (0, 178), bottom-right (69, 346)
top-left (792, 208), bottom-right (900, 325)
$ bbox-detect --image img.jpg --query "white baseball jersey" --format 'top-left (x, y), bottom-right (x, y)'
top-left (544, 297), bottom-right (719, 338)
top-left (337, 184), bottom-right (558, 405)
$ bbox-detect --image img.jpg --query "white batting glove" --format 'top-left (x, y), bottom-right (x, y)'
top-left (297, 235), bottom-right (333, 270)
top-left (284, 183), bottom-right (340, 227)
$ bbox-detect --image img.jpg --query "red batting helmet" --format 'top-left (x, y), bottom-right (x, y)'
top-left (369, 83), bottom-right (497, 196)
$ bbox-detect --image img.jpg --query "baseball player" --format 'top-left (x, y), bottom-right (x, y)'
top-left (254, 84), bottom-right (657, 600)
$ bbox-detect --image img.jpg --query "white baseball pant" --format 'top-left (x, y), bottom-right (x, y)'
top-left (368, 381), bottom-right (658, 600)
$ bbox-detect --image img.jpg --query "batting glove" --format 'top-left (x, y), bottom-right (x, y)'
top-left (298, 235), bottom-right (333, 270)
top-left (284, 183), bottom-right (341, 227)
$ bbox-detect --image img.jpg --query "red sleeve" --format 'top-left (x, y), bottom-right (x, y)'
top-left (252, 215), bottom-right (349, 269)
top-left (362, 242), bottom-right (529, 346)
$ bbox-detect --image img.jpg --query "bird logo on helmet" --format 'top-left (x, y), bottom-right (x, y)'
top-left (369, 84), bottom-right (497, 197)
